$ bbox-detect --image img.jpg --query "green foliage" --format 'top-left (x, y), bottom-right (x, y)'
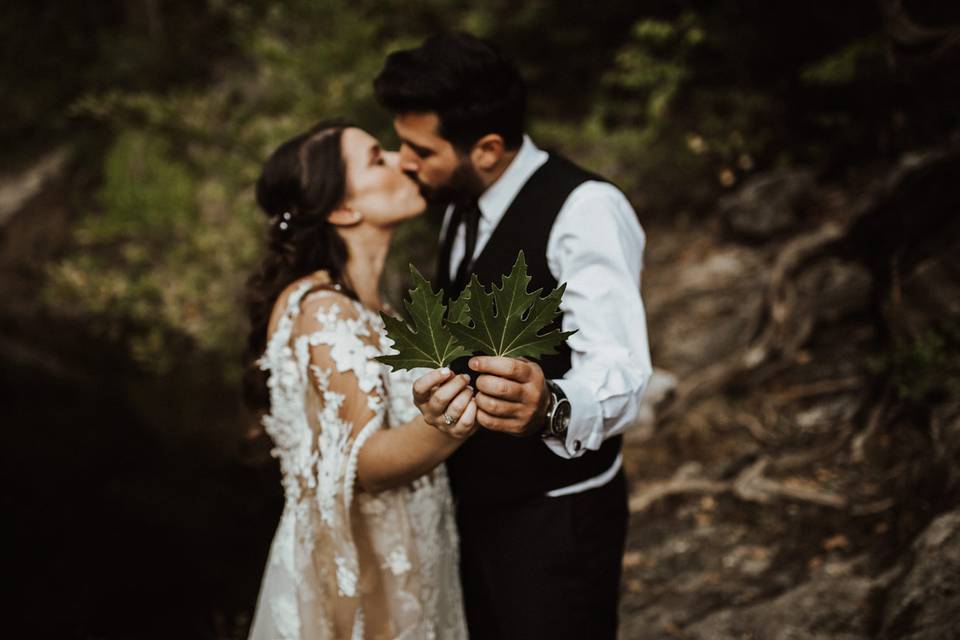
top-left (871, 322), bottom-right (960, 403)
top-left (447, 252), bottom-right (575, 360)
top-left (604, 14), bottom-right (701, 125)
top-left (45, 0), bottom-right (463, 374)
top-left (45, 129), bottom-right (258, 374)
top-left (535, 10), bottom-right (778, 213)
top-left (96, 132), bottom-right (195, 237)
top-left (446, 289), bottom-right (471, 326)
top-left (31, 0), bottom-right (960, 380)
top-left (376, 266), bottom-right (473, 372)
top-left (800, 38), bottom-right (885, 86)
top-left (378, 252), bottom-right (574, 370)
top-left (0, 1), bottom-right (238, 152)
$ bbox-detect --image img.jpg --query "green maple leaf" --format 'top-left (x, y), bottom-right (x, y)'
top-left (376, 265), bottom-right (473, 371)
top-left (448, 251), bottom-right (576, 360)
top-left (447, 288), bottom-right (471, 325)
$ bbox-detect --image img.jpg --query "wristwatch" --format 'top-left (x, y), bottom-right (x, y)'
top-left (541, 379), bottom-right (572, 440)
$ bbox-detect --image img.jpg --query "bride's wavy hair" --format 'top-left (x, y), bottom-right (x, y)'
top-left (243, 121), bottom-right (356, 413)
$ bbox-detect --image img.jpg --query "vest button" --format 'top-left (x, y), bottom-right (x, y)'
top-left (572, 440), bottom-right (582, 452)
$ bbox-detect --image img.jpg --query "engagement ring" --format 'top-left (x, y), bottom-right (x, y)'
top-left (442, 414), bottom-right (455, 426)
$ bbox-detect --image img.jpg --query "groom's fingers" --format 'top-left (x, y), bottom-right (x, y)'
top-left (468, 359), bottom-right (545, 435)
top-left (476, 409), bottom-right (526, 436)
top-left (474, 392), bottom-right (521, 419)
top-left (469, 356), bottom-right (530, 381)
top-left (475, 374), bottom-right (523, 401)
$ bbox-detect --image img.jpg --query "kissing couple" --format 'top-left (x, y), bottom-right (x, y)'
top-left (245, 31), bottom-right (652, 640)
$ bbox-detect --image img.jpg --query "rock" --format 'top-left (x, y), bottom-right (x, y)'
top-left (685, 559), bottom-right (878, 639)
top-left (879, 509), bottom-right (960, 639)
top-left (721, 544), bottom-right (774, 576)
top-left (795, 258), bottom-right (873, 323)
top-left (897, 247), bottom-right (960, 352)
top-left (721, 168), bottom-right (816, 241)
top-left (621, 147), bottom-right (960, 639)
top-left (934, 403), bottom-right (960, 491)
top-left (902, 252), bottom-right (960, 321)
top-left (645, 245), bottom-right (765, 376)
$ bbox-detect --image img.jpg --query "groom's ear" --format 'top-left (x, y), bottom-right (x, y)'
top-left (469, 134), bottom-right (506, 172)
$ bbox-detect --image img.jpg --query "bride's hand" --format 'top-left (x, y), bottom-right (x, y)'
top-left (413, 368), bottom-right (478, 439)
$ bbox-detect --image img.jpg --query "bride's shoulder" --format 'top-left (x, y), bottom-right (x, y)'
top-left (270, 272), bottom-right (358, 331)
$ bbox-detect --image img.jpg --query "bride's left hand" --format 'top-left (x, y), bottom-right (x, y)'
top-left (413, 368), bottom-right (479, 439)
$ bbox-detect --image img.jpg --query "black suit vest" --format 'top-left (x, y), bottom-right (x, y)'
top-left (437, 154), bottom-right (623, 507)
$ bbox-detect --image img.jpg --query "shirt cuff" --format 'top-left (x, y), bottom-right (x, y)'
top-left (541, 377), bottom-right (603, 459)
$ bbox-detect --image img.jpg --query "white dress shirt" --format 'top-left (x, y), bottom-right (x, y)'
top-left (441, 136), bottom-right (652, 495)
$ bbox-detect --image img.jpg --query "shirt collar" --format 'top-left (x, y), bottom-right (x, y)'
top-left (477, 135), bottom-right (548, 226)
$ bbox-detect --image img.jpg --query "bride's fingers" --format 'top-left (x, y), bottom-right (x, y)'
top-left (412, 367), bottom-right (454, 402)
top-left (444, 386), bottom-right (473, 421)
top-left (451, 398), bottom-right (478, 438)
top-left (425, 374), bottom-right (470, 417)
top-left (414, 371), bottom-right (460, 413)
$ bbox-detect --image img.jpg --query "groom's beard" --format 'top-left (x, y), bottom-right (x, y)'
top-left (412, 158), bottom-right (484, 206)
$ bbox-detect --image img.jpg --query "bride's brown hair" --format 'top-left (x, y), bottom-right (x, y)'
top-left (243, 121), bottom-right (356, 413)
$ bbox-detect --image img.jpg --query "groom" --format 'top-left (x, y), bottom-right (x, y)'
top-left (375, 32), bottom-right (652, 639)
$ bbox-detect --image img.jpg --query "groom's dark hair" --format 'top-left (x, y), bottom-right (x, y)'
top-left (374, 31), bottom-right (526, 152)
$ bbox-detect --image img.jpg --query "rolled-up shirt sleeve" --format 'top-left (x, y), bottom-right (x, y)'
top-left (543, 181), bottom-right (652, 459)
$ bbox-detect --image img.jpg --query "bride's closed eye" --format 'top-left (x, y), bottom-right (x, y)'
top-left (369, 144), bottom-right (386, 167)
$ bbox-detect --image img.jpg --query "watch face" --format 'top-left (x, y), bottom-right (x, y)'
top-left (554, 398), bottom-right (572, 433)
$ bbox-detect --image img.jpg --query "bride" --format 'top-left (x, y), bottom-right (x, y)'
top-left (243, 121), bottom-right (473, 639)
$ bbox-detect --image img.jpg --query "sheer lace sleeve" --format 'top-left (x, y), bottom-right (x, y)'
top-left (250, 280), bottom-right (455, 640)
top-left (294, 289), bottom-right (384, 530)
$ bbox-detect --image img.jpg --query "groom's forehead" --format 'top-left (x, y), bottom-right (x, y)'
top-left (394, 112), bottom-right (444, 144)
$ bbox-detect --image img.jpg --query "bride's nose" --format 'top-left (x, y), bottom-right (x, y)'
top-left (382, 150), bottom-right (400, 168)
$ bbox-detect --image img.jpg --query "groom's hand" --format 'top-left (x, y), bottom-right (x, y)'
top-left (470, 356), bottom-right (550, 437)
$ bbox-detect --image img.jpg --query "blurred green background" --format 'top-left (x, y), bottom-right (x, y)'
top-left (2, 1), bottom-right (957, 638)
top-left (12, 0), bottom-right (954, 383)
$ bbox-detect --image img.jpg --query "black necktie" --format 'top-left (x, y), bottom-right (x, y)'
top-left (453, 199), bottom-right (481, 290)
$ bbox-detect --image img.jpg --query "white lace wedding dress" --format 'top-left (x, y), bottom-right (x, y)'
top-left (248, 275), bottom-right (467, 640)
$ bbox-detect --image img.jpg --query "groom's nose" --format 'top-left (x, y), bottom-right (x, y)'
top-left (398, 144), bottom-right (420, 172)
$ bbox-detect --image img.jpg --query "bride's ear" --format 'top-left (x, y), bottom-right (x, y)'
top-left (327, 207), bottom-right (363, 227)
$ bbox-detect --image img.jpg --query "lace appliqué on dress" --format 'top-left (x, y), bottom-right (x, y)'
top-left (248, 278), bottom-right (467, 640)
